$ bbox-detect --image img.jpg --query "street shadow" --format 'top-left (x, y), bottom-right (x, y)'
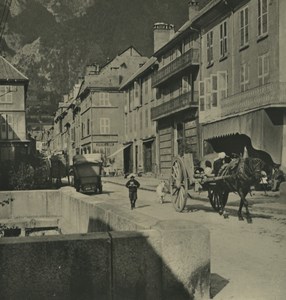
top-left (184, 203), bottom-right (273, 220)
top-left (184, 204), bottom-right (218, 213)
top-left (87, 217), bottom-right (210, 300)
top-left (210, 273), bottom-right (229, 299)
top-left (135, 204), bottom-right (150, 209)
top-left (84, 190), bottom-right (114, 196)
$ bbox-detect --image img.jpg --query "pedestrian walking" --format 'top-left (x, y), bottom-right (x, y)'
top-left (125, 174), bottom-right (140, 210)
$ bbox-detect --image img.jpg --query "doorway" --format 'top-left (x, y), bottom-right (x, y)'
top-left (143, 141), bottom-right (153, 173)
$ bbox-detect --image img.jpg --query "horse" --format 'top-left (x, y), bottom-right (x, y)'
top-left (215, 157), bottom-right (266, 223)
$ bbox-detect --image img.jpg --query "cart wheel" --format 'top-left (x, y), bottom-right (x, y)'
top-left (170, 157), bottom-right (188, 212)
top-left (208, 187), bottom-right (229, 212)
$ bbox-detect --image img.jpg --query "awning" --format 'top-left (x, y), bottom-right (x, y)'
top-left (203, 110), bottom-right (283, 164)
top-left (107, 143), bottom-right (131, 158)
top-left (203, 116), bottom-right (240, 140)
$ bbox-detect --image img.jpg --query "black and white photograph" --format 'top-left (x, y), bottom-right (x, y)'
top-left (0, 0), bottom-right (285, 299)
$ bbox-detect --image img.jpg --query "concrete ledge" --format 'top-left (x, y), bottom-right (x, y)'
top-left (0, 233), bottom-right (111, 300)
top-left (0, 188), bottom-right (211, 299)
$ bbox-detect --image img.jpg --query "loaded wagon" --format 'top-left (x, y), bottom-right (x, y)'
top-left (72, 154), bottom-right (103, 194)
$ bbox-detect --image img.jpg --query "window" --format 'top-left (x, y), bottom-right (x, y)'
top-left (211, 75), bottom-right (218, 107)
top-left (218, 71), bottom-right (228, 100)
top-left (239, 6), bottom-right (249, 48)
top-left (140, 110), bottom-right (142, 130)
top-left (145, 108), bottom-right (149, 128)
top-left (240, 63), bottom-right (249, 92)
top-left (199, 72), bottom-right (227, 112)
top-left (81, 122), bottom-right (84, 138)
top-left (199, 81), bottom-right (205, 111)
top-left (205, 78), bottom-right (211, 110)
top-left (0, 86), bottom-right (14, 103)
top-left (99, 92), bottom-right (110, 106)
top-left (206, 31), bottom-right (214, 65)
top-left (144, 78), bottom-right (149, 98)
top-left (100, 118), bottom-right (110, 134)
top-left (87, 119), bottom-right (90, 135)
top-left (219, 21), bottom-right (228, 58)
top-left (258, 0), bottom-right (268, 37)
top-left (258, 53), bottom-right (269, 85)
top-left (0, 114), bottom-right (7, 139)
top-left (129, 88), bottom-right (134, 111)
top-left (129, 114), bottom-right (132, 133)
top-left (134, 81), bottom-right (142, 107)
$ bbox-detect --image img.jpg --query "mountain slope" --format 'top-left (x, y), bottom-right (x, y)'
top-left (1, 0), bottom-right (190, 119)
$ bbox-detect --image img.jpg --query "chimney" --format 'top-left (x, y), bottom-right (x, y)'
top-left (85, 63), bottom-right (100, 75)
top-left (153, 23), bottom-right (175, 53)
top-left (188, 0), bottom-right (200, 21)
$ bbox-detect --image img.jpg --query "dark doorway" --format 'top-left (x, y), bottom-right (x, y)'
top-left (143, 141), bottom-right (153, 173)
top-left (123, 145), bottom-right (133, 174)
top-left (135, 145), bottom-right (138, 173)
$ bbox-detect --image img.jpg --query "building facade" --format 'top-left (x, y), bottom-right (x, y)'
top-left (0, 56), bottom-right (30, 162)
top-left (150, 17), bottom-right (201, 176)
top-left (120, 57), bottom-right (158, 175)
top-left (194, 0), bottom-right (286, 169)
top-left (50, 47), bottom-right (148, 172)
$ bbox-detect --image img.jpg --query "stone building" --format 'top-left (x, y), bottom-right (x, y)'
top-left (0, 56), bottom-right (30, 162)
top-left (150, 6), bottom-right (201, 176)
top-left (194, 0), bottom-right (286, 169)
top-left (50, 47), bottom-right (147, 172)
top-left (119, 57), bottom-right (158, 175)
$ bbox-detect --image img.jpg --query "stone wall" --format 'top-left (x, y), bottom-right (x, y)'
top-left (0, 188), bottom-right (210, 299)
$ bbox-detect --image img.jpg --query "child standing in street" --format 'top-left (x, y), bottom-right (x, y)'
top-left (125, 174), bottom-right (140, 210)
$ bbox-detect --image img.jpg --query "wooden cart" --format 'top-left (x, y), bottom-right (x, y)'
top-left (169, 153), bottom-right (230, 212)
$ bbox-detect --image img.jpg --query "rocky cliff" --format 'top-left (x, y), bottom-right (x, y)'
top-left (1, 0), bottom-right (193, 121)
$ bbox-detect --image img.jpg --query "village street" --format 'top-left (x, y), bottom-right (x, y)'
top-left (86, 180), bottom-right (286, 300)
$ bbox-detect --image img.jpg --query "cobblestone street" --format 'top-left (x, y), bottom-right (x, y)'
top-left (93, 180), bottom-right (286, 300)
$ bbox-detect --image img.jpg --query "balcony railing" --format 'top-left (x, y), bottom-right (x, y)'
top-left (221, 82), bottom-right (286, 117)
top-left (151, 91), bottom-right (198, 121)
top-left (152, 48), bottom-right (199, 87)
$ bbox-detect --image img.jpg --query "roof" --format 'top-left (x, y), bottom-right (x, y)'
top-left (119, 57), bottom-right (157, 90)
top-left (78, 53), bottom-right (148, 98)
top-left (0, 56), bottom-right (29, 82)
top-left (153, 20), bottom-right (193, 57)
top-left (152, 0), bottom-right (225, 57)
top-left (100, 46), bottom-right (143, 70)
top-left (192, 0), bottom-right (228, 27)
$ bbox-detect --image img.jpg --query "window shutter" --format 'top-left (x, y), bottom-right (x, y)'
top-left (199, 81), bottom-right (205, 112)
top-left (218, 71), bottom-right (228, 100)
top-left (211, 74), bottom-right (218, 107)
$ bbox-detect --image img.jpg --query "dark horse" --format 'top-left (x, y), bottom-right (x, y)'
top-left (216, 157), bottom-right (266, 223)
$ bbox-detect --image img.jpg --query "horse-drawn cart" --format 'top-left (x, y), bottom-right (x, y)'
top-left (169, 153), bottom-right (265, 222)
top-left (169, 154), bottom-right (228, 212)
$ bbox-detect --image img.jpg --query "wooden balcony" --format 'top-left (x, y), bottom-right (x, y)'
top-left (152, 48), bottom-right (199, 87)
top-left (151, 91), bottom-right (198, 121)
top-left (221, 82), bottom-right (286, 117)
